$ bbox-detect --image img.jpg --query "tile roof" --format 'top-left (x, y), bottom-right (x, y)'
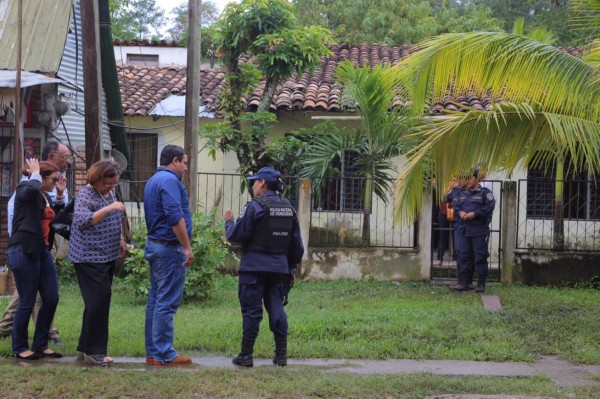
top-left (117, 43), bottom-right (583, 117)
top-left (113, 39), bottom-right (184, 47)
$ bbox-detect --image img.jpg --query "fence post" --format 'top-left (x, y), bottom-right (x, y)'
top-left (297, 179), bottom-right (312, 262)
top-left (418, 188), bottom-right (433, 280)
top-left (501, 181), bottom-right (517, 284)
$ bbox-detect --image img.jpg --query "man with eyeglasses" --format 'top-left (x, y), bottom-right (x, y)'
top-left (0, 141), bottom-right (70, 344)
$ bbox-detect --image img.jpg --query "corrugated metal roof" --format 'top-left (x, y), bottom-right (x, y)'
top-left (0, 70), bottom-right (65, 87)
top-left (55, 0), bottom-right (111, 150)
top-left (0, 0), bottom-right (72, 73)
top-left (150, 95), bottom-right (216, 118)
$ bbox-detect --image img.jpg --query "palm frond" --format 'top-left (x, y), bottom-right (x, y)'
top-left (570, 0), bottom-right (600, 32)
top-left (394, 104), bottom-right (600, 224)
top-left (398, 32), bottom-right (600, 122)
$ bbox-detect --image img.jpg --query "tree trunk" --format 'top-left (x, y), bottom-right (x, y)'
top-left (257, 77), bottom-right (278, 113)
top-left (361, 176), bottom-right (372, 246)
top-left (553, 157), bottom-right (565, 251)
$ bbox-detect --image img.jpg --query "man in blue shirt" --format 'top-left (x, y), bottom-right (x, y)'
top-left (143, 145), bottom-right (193, 366)
top-left (225, 167), bottom-right (304, 367)
top-left (0, 141), bottom-right (70, 343)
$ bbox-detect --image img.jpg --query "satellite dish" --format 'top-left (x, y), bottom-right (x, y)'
top-left (111, 149), bottom-right (128, 170)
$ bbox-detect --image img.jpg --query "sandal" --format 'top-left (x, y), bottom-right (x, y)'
top-left (15, 351), bottom-right (42, 360)
top-left (37, 349), bottom-right (63, 358)
top-left (83, 353), bottom-right (113, 365)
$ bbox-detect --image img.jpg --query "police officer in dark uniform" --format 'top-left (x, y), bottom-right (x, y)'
top-left (446, 178), bottom-right (468, 286)
top-left (224, 167), bottom-right (304, 367)
top-left (452, 167), bottom-right (495, 292)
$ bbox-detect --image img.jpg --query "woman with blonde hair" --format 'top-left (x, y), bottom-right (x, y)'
top-left (68, 159), bottom-right (127, 365)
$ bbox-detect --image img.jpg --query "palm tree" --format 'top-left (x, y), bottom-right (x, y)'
top-left (393, 29), bottom-right (600, 252)
top-left (299, 61), bottom-right (413, 245)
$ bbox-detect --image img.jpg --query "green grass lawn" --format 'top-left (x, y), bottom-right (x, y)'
top-left (1, 276), bottom-right (598, 364)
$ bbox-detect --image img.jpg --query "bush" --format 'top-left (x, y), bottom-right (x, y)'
top-left (123, 209), bottom-right (230, 301)
top-left (55, 259), bottom-right (77, 284)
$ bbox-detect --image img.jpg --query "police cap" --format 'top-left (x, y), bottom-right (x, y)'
top-left (247, 167), bottom-right (281, 182)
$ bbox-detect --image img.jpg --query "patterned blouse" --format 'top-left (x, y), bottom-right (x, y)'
top-left (67, 185), bottom-right (122, 264)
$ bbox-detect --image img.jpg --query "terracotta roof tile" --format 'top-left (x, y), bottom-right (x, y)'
top-left (118, 44), bottom-right (584, 117)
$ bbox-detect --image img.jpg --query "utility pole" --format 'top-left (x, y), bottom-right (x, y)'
top-left (184, 0), bottom-right (201, 210)
top-left (81, 0), bottom-right (103, 167)
top-left (13, 0), bottom-right (22, 186)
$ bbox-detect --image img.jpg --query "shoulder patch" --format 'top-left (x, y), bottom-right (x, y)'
top-left (239, 203), bottom-right (249, 219)
top-left (486, 192), bottom-right (494, 201)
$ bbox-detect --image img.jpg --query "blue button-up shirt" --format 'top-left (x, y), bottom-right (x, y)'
top-left (143, 167), bottom-right (192, 241)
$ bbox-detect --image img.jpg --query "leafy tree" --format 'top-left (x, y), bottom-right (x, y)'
top-left (167, 1), bottom-right (220, 42)
top-left (298, 61), bottom-right (413, 245)
top-left (393, 29), bottom-right (600, 252)
top-left (206, 0), bottom-right (333, 172)
top-left (110, 0), bottom-right (166, 40)
top-left (292, 0), bottom-right (503, 44)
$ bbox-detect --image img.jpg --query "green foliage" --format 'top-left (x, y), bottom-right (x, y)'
top-left (110, 0), bottom-right (166, 40)
top-left (200, 111), bottom-right (276, 172)
top-left (122, 210), bottom-right (230, 301)
top-left (55, 259), bottom-right (77, 285)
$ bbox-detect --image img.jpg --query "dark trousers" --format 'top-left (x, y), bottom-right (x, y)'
top-left (8, 245), bottom-right (58, 354)
top-left (75, 261), bottom-right (115, 356)
top-left (436, 212), bottom-right (450, 261)
top-left (457, 234), bottom-right (489, 283)
top-left (238, 272), bottom-right (288, 340)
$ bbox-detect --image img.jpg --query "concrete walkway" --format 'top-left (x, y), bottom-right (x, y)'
top-left (9, 354), bottom-right (595, 388)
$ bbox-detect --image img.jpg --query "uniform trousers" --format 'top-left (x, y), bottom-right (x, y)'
top-left (74, 261), bottom-right (115, 356)
top-left (457, 234), bottom-right (489, 281)
top-left (238, 272), bottom-right (288, 340)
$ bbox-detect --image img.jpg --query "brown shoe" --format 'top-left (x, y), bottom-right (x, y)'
top-left (146, 357), bottom-right (158, 366)
top-left (165, 355), bottom-right (192, 365)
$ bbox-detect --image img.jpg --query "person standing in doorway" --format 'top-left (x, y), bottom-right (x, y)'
top-left (144, 145), bottom-right (193, 366)
top-left (452, 167), bottom-right (495, 293)
top-left (224, 167), bottom-right (304, 367)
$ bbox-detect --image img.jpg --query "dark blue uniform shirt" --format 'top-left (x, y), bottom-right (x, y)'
top-left (453, 185), bottom-right (495, 236)
top-left (225, 191), bottom-right (304, 274)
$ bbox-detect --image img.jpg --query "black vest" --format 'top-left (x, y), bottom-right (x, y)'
top-left (244, 195), bottom-right (295, 254)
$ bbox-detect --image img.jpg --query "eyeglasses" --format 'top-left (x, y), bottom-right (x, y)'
top-left (50, 153), bottom-right (71, 161)
top-left (103, 181), bottom-right (119, 188)
top-left (46, 177), bottom-right (59, 183)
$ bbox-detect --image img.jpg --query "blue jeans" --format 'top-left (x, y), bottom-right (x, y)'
top-left (144, 240), bottom-right (187, 362)
top-left (8, 244), bottom-right (59, 354)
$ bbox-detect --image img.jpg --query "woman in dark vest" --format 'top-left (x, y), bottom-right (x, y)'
top-left (8, 159), bottom-right (62, 360)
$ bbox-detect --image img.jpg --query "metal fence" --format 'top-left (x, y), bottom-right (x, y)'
top-left (517, 178), bottom-right (600, 251)
top-left (120, 173), bottom-right (415, 249)
top-left (309, 176), bottom-right (415, 248)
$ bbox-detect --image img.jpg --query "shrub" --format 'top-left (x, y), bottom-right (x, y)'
top-left (123, 209), bottom-right (230, 301)
top-left (55, 259), bottom-right (77, 284)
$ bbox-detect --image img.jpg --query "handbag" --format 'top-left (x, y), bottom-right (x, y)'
top-left (52, 199), bottom-right (75, 240)
top-left (446, 206), bottom-right (455, 222)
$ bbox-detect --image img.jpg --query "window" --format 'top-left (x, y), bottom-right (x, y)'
top-left (123, 133), bottom-right (158, 201)
top-left (126, 54), bottom-right (159, 66)
top-left (313, 151), bottom-right (367, 212)
top-left (527, 159), bottom-right (600, 220)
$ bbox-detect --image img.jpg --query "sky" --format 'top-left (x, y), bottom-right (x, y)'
top-left (155, 0), bottom-right (239, 36)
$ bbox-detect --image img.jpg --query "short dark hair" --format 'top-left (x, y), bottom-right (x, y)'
top-left (41, 141), bottom-right (60, 161)
top-left (87, 159), bottom-right (122, 185)
top-left (266, 180), bottom-right (282, 192)
top-left (160, 145), bottom-right (187, 166)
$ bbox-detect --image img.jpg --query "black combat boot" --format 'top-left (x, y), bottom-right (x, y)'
top-left (451, 272), bottom-right (469, 291)
top-left (232, 336), bottom-right (255, 367)
top-left (475, 276), bottom-right (486, 293)
top-left (273, 337), bottom-right (287, 366)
